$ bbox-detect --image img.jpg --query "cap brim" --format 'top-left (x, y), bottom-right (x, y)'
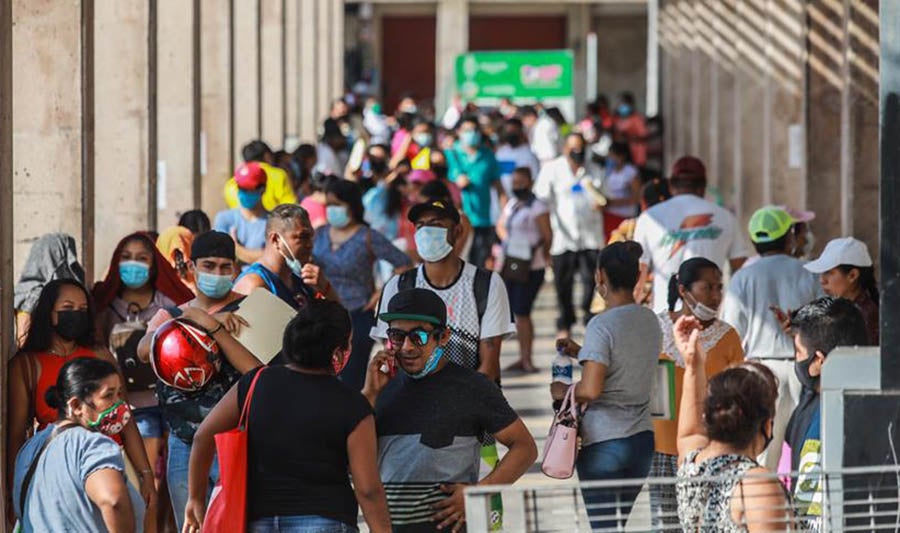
top-left (379, 312), bottom-right (444, 326)
top-left (407, 204), bottom-right (460, 224)
top-left (803, 257), bottom-right (836, 274)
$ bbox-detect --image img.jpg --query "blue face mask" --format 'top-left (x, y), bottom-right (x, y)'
top-left (119, 261), bottom-right (150, 289)
top-left (405, 346), bottom-right (445, 379)
top-left (413, 133), bottom-right (433, 147)
top-left (195, 271), bottom-right (233, 299)
top-left (237, 189), bottom-right (263, 209)
top-left (326, 205), bottom-right (351, 228)
top-left (617, 104), bottom-right (633, 117)
top-left (414, 226), bottom-right (454, 263)
top-left (460, 130), bottom-right (481, 148)
top-left (277, 234), bottom-right (303, 278)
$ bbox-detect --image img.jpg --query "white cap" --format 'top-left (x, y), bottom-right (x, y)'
top-left (804, 237), bottom-right (872, 274)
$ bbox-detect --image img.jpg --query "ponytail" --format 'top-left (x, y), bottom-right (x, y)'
top-left (839, 265), bottom-right (879, 305)
top-left (667, 274), bottom-right (680, 312)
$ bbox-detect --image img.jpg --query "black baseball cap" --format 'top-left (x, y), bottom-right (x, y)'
top-left (380, 288), bottom-right (447, 327)
top-left (407, 199), bottom-right (461, 225)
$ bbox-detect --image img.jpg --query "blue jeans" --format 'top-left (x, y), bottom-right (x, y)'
top-left (576, 430), bottom-right (655, 531)
top-left (248, 515), bottom-right (358, 532)
top-left (167, 433), bottom-right (220, 532)
top-left (133, 406), bottom-right (164, 438)
top-left (339, 308), bottom-right (376, 391)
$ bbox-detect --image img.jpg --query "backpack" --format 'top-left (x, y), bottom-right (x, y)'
top-left (396, 265), bottom-right (492, 325)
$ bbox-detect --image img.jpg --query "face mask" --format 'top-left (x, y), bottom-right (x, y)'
top-left (332, 347), bottom-right (351, 375)
top-left (512, 188), bottom-right (532, 200)
top-left (119, 260), bottom-right (150, 289)
top-left (55, 310), bottom-right (90, 341)
top-left (460, 130), bottom-right (481, 148)
top-left (326, 205), bottom-right (351, 228)
top-left (413, 133), bottom-right (432, 147)
top-left (794, 354), bottom-right (819, 390)
top-left (405, 346), bottom-right (445, 379)
top-left (402, 104), bottom-right (418, 114)
top-left (415, 226), bottom-right (454, 263)
top-left (277, 234), bottom-right (303, 277)
top-left (369, 159), bottom-right (388, 175)
top-left (684, 293), bottom-right (718, 322)
top-left (237, 189), bottom-right (263, 209)
top-left (568, 150), bottom-right (586, 165)
top-left (504, 133), bottom-right (522, 147)
top-left (617, 104), bottom-right (632, 116)
top-left (87, 400), bottom-right (132, 436)
top-left (370, 103), bottom-right (382, 115)
top-left (196, 271), bottom-right (233, 299)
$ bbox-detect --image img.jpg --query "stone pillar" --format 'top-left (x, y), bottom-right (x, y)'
top-left (284, 0), bottom-right (300, 149)
top-left (157, 0), bottom-right (199, 228)
top-left (298, 0), bottom-right (318, 141)
top-left (11, 0), bottom-right (86, 276)
top-left (316, 0), bottom-right (332, 122)
top-left (93, 0), bottom-right (151, 274)
top-left (200, 0), bottom-right (233, 216)
top-left (331, 0), bottom-right (344, 101)
top-left (435, 0), bottom-right (467, 115)
top-left (233, 0), bottom-right (260, 162)
top-left (1, 0), bottom-right (13, 476)
top-left (567, 4), bottom-right (590, 121)
top-left (260, 0), bottom-right (284, 147)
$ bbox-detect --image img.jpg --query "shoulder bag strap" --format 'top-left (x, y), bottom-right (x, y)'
top-left (19, 424), bottom-right (76, 516)
top-left (238, 367), bottom-right (267, 431)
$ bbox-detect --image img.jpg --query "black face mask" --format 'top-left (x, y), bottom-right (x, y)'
top-left (512, 188), bottom-right (532, 200)
top-left (569, 150), bottom-right (586, 165)
top-left (504, 134), bottom-right (522, 147)
top-left (431, 164), bottom-right (448, 180)
top-left (794, 355), bottom-right (819, 390)
top-left (55, 310), bottom-right (90, 342)
top-left (369, 159), bottom-right (388, 175)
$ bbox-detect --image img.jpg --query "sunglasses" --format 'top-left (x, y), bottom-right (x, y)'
top-left (386, 327), bottom-right (440, 348)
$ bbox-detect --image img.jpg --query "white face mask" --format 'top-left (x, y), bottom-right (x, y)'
top-left (684, 292), bottom-right (718, 321)
top-left (414, 226), bottom-right (453, 263)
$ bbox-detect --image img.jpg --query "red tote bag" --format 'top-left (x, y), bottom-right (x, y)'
top-left (203, 367), bottom-right (266, 533)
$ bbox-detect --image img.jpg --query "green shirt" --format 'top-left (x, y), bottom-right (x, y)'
top-left (445, 144), bottom-right (501, 228)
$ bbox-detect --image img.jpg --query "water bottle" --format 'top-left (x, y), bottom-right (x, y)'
top-left (551, 352), bottom-right (573, 385)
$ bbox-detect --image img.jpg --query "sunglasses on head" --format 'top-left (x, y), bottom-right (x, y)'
top-left (386, 327), bottom-right (442, 348)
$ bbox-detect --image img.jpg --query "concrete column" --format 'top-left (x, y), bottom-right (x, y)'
top-left (298, 0), bottom-right (318, 141)
top-left (567, 4), bottom-right (590, 121)
top-left (735, 0), bottom-right (764, 227)
top-left (436, 0), bottom-right (467, 115)
top-left (1, 1), bottom-right (13, 478)
top-left (93, 0), bottom-right (151, 274)
top-left (157, 0), bottom-right (198, 228)
top-left (284, 0), bottom-right (300, 149)
top-left (331, 0), bottom-right (344, 101)
top-left (200, 0), bottom-right (233, 216)
top-left (316, 0), bottom-right (332, 122)
top-left (233, 0), bottom-right (260, 162)
top-left (260, 0), bottom-right (284, 147)
top-left (11, 0), bottom-right (86, 276)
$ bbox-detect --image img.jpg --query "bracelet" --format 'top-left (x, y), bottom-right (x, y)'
top-left (209, 323), bottom-right (223, 336)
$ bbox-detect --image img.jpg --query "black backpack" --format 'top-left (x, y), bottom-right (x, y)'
top-left (396, 266), bottom-right (492, 325)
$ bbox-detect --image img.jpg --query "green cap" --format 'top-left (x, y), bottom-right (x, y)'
top-left (748, 206), bottom-right (794, 243)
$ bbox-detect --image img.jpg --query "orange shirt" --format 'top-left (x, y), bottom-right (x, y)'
top-left (653, 313), bottom-right (745, 456)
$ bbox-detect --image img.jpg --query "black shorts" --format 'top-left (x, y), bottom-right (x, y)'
top-left (505, 269), bottom-right (545, 317)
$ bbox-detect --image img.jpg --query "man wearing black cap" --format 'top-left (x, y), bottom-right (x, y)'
top-left (363, 288), bottom-right (536, 533)
top-left (136, 231), bottom-right (262, 530)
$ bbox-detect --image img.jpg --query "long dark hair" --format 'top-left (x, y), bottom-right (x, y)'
top-left (282, 300), bottom-right (352, 370)
top-left (326, 179), bottom-right (367, 226)
top-left (21, 279), bottom-right (97, 353)
top-left (836, 265), bottom-right (879, 305)
top-left (668, 257), bottom-right (720, 312)
top-left (45, 357), bottom-right (119, 419)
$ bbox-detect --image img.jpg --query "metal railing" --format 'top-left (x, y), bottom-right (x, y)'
top-left (465, 465), bottom-right (900, 532)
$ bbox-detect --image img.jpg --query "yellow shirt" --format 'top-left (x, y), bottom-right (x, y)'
top-left (653, 314), bottom-right (745, 456)
top-left (224, 162), bottom-right (297, 211)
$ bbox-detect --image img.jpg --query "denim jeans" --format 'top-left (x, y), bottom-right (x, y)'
top-left (167, 433), bottom-right (220, 532)
top-left (339, 308), bottom-right (376, 391)
top-left (248, 515), bottom-right (358, 533)
top-left (576, 430), bottom-right (655, 531)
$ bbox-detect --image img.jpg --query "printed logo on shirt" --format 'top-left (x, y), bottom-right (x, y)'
top-left (660, 214), bottom-right (723, 258)
top-left (794, 438), bottom-right (823, 518)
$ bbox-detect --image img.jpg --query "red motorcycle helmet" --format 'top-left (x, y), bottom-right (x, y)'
top-left (150, 318), bottom-right (221, 391)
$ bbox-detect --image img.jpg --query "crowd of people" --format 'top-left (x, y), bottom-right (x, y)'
top-left (6, 88), bottom-right (880, 533)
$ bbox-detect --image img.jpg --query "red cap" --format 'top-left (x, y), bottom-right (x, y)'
top-left (670, 156), bottom-right (706, 182)
top-left (235, 162), bottom-right (267, 190)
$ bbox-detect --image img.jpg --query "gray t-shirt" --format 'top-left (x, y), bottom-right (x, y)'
top-left (13, 424), bottom-right (144, 532)
top-left (578, 303), bottom-right (662, 444)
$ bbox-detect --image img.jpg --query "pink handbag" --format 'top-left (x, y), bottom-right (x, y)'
top-left (541, 385), bottom-right (583, 479)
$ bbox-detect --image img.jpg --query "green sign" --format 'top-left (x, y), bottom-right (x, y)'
top-left (455, 50), bottom-right (574, 100)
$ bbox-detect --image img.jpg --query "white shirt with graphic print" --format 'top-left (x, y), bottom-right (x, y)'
top-left (633, 194), bottom-right (751, 313)
top-left (370, 262), bottom-right (515, 371)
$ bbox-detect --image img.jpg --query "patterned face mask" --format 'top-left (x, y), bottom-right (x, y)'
top-left (86, 400), bottom-right (132, 436)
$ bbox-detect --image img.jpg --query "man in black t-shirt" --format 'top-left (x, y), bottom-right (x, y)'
top-left (363, 288), bottom-right (536, 532)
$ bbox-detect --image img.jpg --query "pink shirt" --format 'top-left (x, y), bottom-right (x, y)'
top-left (300, 196), bottom-right (327, 229)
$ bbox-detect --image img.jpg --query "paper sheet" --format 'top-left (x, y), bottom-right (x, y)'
top-left (233, 288), bottom-right (297, 364)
